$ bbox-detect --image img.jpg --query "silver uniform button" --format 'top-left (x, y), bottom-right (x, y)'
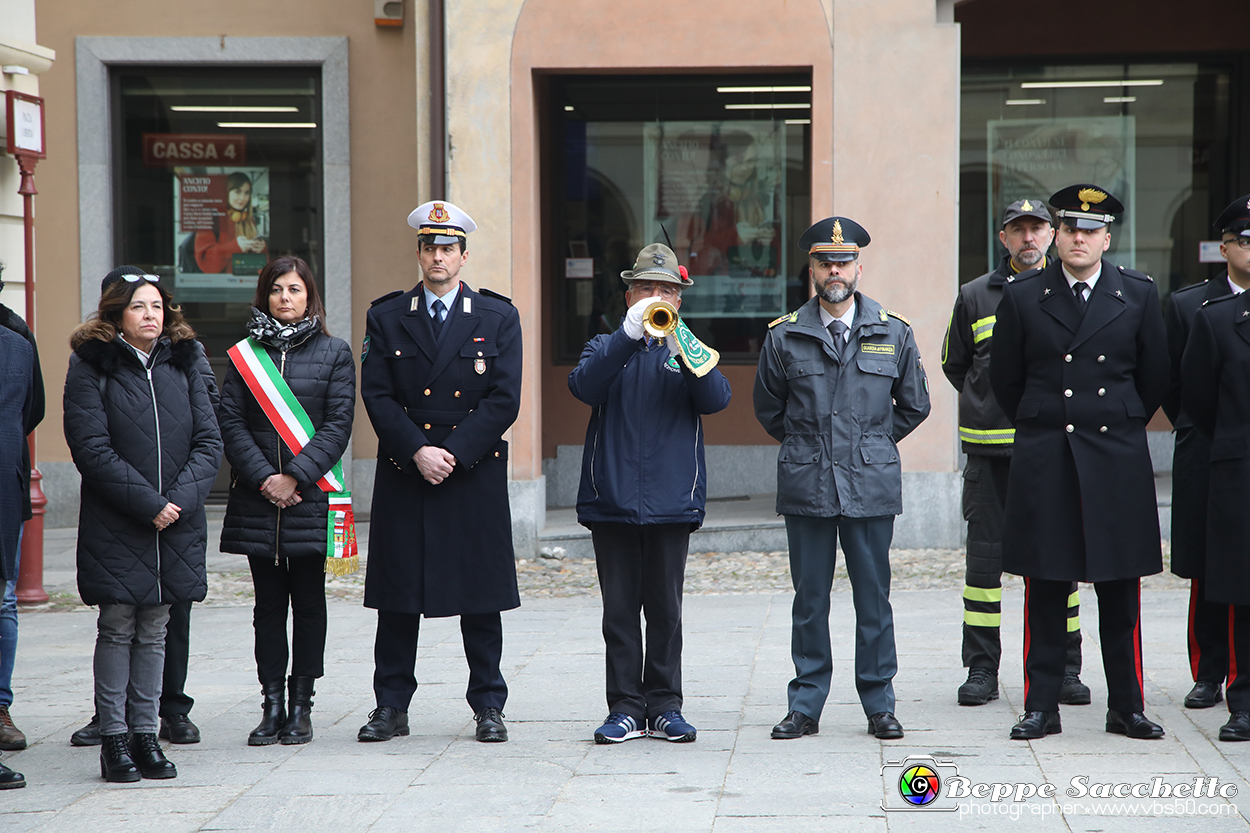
top-left (1100, 426), bottom-right (1108, 433)
top-left (1064, 354), bottom-right (1072, 362)
top-left (1066, 424), bottom-right (1074, 433)
top-left (1098, 388), bottom-right (1106, 396)
top-left (1064, 389), bottom-right (1073, 397)
top-left (1097, 355), bottom-right (1106, 363)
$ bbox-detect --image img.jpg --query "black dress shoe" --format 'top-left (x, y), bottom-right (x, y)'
top-left (159, 714), bottom-right (201, 744)
top-left (474, 708), bottom-right (508, 743)
top-left (1220, 711), bottom-right (1250, 742)
top-left (867, 712), bottom-right (904, 739)
top-left (1058, 674), bottom-right (1092, 705)
top-left (71, 714), bottom-right (102, 747)
top-left (0, 761), bottom-right (25, 789)
top-left (1105, 710), bottom-right (1164, 739)
top-left (1011, 711), bottom-right (1061, 739)
top-left (357, 706), bottom-right (410, 742)
top-left (771, 710), bottom-right (818, 739)
top-left (1185, 681), bottom-right (1223, 709)
top-left (129, 732), bottom-right (178, 779)
top-left (99, 733), bottom-right (140, 782)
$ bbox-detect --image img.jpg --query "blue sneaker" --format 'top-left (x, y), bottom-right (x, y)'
top-left (649, 711), bottom-right (697, 742)
top-left (594, 713), bottom-right (645, 744)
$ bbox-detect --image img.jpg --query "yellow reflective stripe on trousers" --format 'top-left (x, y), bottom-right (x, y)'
top-left (1066, 616), bottom-right (1081, 632)
top-left (1067, 589), bottom-right (1080, 607)
top-left (963, 586), bottom-right (1002, 603)
top-left (971, 315), bottom-right (996, 343)
top-left (959, 427), bottom-right (1015, 445)
top-left (964, 611), bottom-right (1001, 627)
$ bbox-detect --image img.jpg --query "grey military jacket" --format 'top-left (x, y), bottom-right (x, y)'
top-left (753, 293), bottom-right (930, 518)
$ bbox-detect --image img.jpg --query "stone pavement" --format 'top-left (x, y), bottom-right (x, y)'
top-left (3, 527), bottom-right (1249, 831)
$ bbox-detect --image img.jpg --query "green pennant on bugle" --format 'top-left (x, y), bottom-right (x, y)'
top-left (673, 318), bottom-right (720, 378)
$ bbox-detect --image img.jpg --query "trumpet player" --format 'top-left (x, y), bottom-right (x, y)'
top-left (568, 242), bottom-right (731, 744)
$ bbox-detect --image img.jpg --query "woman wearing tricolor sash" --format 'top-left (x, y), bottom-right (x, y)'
top-left (219, 256), bottom-right (356, 746)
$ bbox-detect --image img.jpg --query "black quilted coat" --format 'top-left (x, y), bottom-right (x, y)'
top-left (219, 330), bottom-right (355, 560)
top-left (64, 337), bottom-right (223, 606)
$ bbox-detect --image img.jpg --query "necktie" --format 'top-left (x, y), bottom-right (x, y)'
top-left (828, 319), bottom-right (850, 362)
top-left (1073, 282), bottom-right (1088, 311)
top-left (431, 298), bottom-right (446, 338)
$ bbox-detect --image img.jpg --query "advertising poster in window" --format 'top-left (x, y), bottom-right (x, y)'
top-left (643, 122), bottom-right (787, 318)
top-left (987, 116), bottom-right (1136, 270)
top-left (172, 166), bottom-right (270, 302)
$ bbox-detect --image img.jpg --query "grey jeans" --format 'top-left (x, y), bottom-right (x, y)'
top-left (94, 604), bottom-right (170, 736)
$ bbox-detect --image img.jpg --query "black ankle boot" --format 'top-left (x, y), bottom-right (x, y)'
top-left (280, 676), bottom-right (315, 745)
top-left (129, 732), bottom-right (177, 779)
top-left (247, 681), bottom-right (286, 746)
top-left (99, 733), bottom-right (139, 782)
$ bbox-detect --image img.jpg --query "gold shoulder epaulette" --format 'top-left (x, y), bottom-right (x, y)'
top-left (768, 311), bottom-right (798, 328)
top-left (884, 309), bottom-right (911, 326)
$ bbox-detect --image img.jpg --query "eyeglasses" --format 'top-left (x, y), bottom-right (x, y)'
top-left (123, 273), bottom-right (161, 282)
top-left (1223, 237), bottom-right (1250, 251)
top-left (630, 283), bottom-right (680, 299)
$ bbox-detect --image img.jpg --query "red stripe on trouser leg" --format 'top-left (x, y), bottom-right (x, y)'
top-left (1133, 581), bottom-right (1144, 700)
top-left (1229, 607), bottom-right (1239, 692)
top-left (1022, 578), bottom-right (1032, 706)
top-left (1189, 581), bottom-right (1202, 680)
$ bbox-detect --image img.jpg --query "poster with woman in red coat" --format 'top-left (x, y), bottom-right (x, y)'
top-left (174, 167), bottom-right (269, 299)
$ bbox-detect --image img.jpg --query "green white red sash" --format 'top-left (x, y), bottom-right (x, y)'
top-left (227, 336), bottom-right (358, 576)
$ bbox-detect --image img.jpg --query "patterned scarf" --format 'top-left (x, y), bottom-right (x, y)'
top-left (246, 307), bottom-right (321, 351)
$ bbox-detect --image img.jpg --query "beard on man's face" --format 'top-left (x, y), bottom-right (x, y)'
top-left (817, 273), bottom-right (858, 305)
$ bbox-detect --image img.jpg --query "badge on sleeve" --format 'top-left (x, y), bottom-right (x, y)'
top-left (361, 335), bottom-right (370, 362)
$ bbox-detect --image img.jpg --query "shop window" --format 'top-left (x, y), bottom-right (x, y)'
top-left (960, 62), bottom-right (1232, 295)
top-left (548, 74), bottom-right (812, 363)
top-left (112, 67), bottom-right (323, 361)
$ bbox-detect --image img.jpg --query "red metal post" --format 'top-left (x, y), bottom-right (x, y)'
top-left (14, 153), bottom-right (47, 605)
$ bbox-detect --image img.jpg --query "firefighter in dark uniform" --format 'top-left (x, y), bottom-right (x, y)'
top-left (1162, 195), bottom-right (1249, 713)
top-left (754, 217), bottom-right (930, 741)
top-left (357, 201), bottom-right (522, 744)
top-left (991, 184), bottom-right (1169, 740)
top-left (1179, 193), bottom-right (1250, 741)
top-left (942, 199), bottom-right (1088, 707)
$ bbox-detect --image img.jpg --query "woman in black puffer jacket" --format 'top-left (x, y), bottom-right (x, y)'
top-left (219, 256), bottom-right (355, 746)
top-left (64, 269), bottom-right (222, 783)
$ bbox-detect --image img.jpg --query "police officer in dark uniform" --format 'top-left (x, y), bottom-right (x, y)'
top-left (991, 184), bottom-right (1169, 740)
top-left (357, 201), bottom-right (522, 744)
top-left (1179, 193), bottom-right (1250, 741)
top-left (754, 217), bottom-right (930, 741)
top-left (1162, 195), bottom-right (1249, 713)
top-left (942, 199), bottom-right (1088, 707)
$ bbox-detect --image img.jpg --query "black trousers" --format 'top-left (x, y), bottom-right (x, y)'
top-left (158, 600), bottom-right (193, 719)
top-left (962, 455), bottom-right (1082, 675)
top-left (248, 556), bottom-right (327, 685)
top-left (1227, 605), bottom-right (1250, 712)
top-left (591, 522), bottom-right (689, 721)
top-left (372, 610), bottom-right (506, 714)
top-left (1023, 577), bottom-right (1143, 713)
top-left (1188, 578), bottom-right (1229, 685)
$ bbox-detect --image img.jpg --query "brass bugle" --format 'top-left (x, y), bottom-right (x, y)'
top-left (643, 299), bottom-right (679, 339)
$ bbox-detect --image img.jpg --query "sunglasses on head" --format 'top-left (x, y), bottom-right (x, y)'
top-left (122, 274), bottom-right (161, 282)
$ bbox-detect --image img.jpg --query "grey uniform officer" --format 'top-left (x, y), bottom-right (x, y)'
top-left (754, 216), bottom-right (930, 741)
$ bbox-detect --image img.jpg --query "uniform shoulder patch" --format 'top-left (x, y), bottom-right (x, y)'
top-left (1172, 280), bottom-right (1210, 299)
top-left (884, 309), bottom-right (911, 326)
top-left (370, 290), bottom-right (403, 307)
top-left (1202, 294), bottom-right (1238, 307)
top-left (768, 311), bottom-right (798, 328)
top-left (1116, 265), bottom-right (1154, 282)
top-left (478, 287), bottom-right (513, 304)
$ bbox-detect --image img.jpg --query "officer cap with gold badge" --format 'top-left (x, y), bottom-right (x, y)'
top-left (1001, 198), bottom-right (1052, 227)
top-left (620, 243), bottom-right (693, 287)
top-left (799, 216), bottom-right (870, 263)
top-left (1048, 184), bottom-right (1124, 230)
top-left (407, 200), bottom-right (477, 248)
top-left (1213, 193), bottom-right (1250, 238)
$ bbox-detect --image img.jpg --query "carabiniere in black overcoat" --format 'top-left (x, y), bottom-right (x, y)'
top-left (1162, 276), bottom-right (1231, 579)
top-left (989, 258), bottom-right (1169, 582)
top-left (1180, 289), bottom-right (1250, 606)
top-left (360, 282), bottom-right (521, 617)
